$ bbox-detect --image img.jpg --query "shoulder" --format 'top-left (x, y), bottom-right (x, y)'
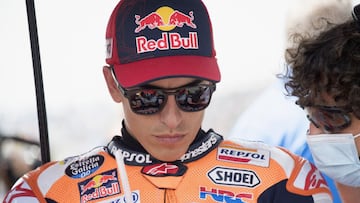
top-left (3, 146), bottom-right (109, 202)
top-left (221, 139), bottom-right (317, 176)
top-left (220, 139), bottom-right (332, 201)
top-left (3, 178), bottom-right (40, 203)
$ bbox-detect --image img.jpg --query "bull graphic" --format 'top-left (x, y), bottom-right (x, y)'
top-left (134, 10), bottom-right (197, 33)
top-left (169, 11), bottom-right (196, 28)
top-left (135, 12), bottom-right (165, 33)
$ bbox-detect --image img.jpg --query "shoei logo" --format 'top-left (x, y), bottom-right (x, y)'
top-left (134, 6), bottom-right (196, 33)
top-left (207, 167), bottom-right (261, 188)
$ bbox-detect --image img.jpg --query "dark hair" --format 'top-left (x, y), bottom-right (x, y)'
top-left (283, 19), bottom-right (360, 118)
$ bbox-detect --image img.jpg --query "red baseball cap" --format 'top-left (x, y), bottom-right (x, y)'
top-left (105, 0), bottom-right (221, 88)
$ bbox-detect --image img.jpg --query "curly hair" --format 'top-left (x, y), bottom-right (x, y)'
top-left (283, 19), bottom-right (360, 118)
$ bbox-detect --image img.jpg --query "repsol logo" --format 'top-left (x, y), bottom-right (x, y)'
top-left (208, 167), bottom-right (260, 187)
top-left (217, 147), bottom-right (270, 167)
top-left (109, 146), bottom-right (152, 165)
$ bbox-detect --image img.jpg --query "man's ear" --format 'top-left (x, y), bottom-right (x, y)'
top-left (102, 66), bottom-right (122, 103)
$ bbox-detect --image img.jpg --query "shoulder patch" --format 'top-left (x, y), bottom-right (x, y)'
top-left (65, 154), bottom-right (105, 179)
top-left (287, 160), bottom-right (331, 197)
top-left (3, 179), bottom-right (38, 203)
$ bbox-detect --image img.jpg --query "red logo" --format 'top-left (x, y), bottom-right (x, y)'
top-left (136, 32), bottom-right (198, 53)
top-left (78, 169), bottom-right (120, 202)
top-left (168, 11), bottom-right (196, 28)
top-left (80, 171), bottom-right (117, 195)
top-left (142, 162), bottom-right (187, 177)
top-left (305, 164), bottom-right (328, 190)
top-left (134, 6), bottom-right (196, 33)
top-left (142, 163), bottom-right (178, 175)
top-left (135, 12), bottom-right (165, 33)
top-left (133, 7), bottom-right (199, 54)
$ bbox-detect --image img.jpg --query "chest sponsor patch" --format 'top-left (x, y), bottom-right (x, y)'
top-left (199, 186), bottom-right (253, 203)
top-left (78, 169), bottom-right (120, 203)
top-left (141, 162), bottom-right (187, 177)
top-left (108, 142), bottom-right (154, 166)
top-left (66, 155), bottom-right (104, 178)
top-left (180, 132), bottom-right (221, 162)
top-left (217, 147), bottom-right (270, 167)
top-left (207, 166), bottom-right (261, 188)
top-left (98, 190), bottom-right (140, 203)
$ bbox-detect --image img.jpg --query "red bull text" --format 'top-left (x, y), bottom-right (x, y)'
top-left (136, 32), bottom-right (198, 53)
top-left (78, 170), bottom-right (120, 203)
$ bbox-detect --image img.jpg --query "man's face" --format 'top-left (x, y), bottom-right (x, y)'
top-left (103, 68), bottom-right (208, 162)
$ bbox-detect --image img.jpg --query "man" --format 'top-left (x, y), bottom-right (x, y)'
top-left (284, 3), bottom-right (360, 203)
top-left (228, 1), bottom-right (352, 202)
top-left (3, 0), bottom-right (332, 202)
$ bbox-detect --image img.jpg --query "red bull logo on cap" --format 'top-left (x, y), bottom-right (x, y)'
top-left (134, 6), bottom-right (199, 54)
top-left (135, 6), bottom-right (196, 33)
top-left (78, 169), bottom-right (120, 203)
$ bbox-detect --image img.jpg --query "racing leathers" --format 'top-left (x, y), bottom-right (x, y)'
top-left (3, 126), bottom-right (332, 203)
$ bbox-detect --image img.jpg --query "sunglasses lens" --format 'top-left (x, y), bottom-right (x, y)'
top-left (176, 85), bottom-right (213, 112)
top-left (125, 84), bottom-right (215, 115)
top-left (129, 89), bottom-right (165, 115)
top-left (305, 106), bottom-right (351, 132)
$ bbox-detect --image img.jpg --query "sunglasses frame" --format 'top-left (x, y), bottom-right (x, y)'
top-left (117, 80), bottom-right (216, 115)
top-left (304, 105), bottom-right (352, 133)
top-left (352, 4), bottom-right (360, 22)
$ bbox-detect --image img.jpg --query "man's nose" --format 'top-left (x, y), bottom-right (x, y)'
top-left (159, 95), bottom-right (182, 129)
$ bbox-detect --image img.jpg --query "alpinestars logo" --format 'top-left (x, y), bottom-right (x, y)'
top-left (141, 162), bottom-right (187, 177)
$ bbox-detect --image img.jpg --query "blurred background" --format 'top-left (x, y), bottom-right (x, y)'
top-left (1, 0), bottom-right (359, 199)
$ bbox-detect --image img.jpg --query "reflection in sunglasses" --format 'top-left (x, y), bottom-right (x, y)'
top-left (119, 81), bottom-right (216, 115)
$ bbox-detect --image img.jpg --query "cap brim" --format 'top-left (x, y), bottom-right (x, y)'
top-left (113, 55), bottom-right (220, 88)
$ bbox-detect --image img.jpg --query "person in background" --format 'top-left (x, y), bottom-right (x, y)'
top-left (229, 0), bottom-right (352, 202)
top-left (3, 0), bottom-right (332, 202)
top-left (0, 134), bottom-right (41, 200)
top-left (284, 2), bottom-right (360, 203)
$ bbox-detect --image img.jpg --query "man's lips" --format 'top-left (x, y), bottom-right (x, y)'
top-left (154, 134), bottom-right (185, 144)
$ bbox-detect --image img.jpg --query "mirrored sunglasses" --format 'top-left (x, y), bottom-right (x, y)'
top-left (118, 81), bottom-right (216, 115)
top-left (304, 105), bottom-right (352, 133)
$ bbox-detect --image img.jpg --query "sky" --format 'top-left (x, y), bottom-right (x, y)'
top-left (0, 0), bottom-right (336, 159)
